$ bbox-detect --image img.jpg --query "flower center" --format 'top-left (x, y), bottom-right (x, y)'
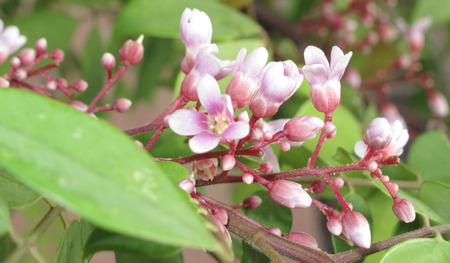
top-left (208, 116), bottom-right (230, 135)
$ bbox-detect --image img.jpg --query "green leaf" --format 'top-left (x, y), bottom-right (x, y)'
top-left (115, 0), bottom-right (260, 41)
top-left (115, 251), bottom-right (183, 263)
top-left (412, 0), bottom-right (450, 26)
top-left (0, 198), bottom-right (10, 236)
top-left (241, 243), bottom-right (270, 263)
top-left (419, 181), bottom-right (450, 223)
top-left (157, 161), bottom-right (189, 185)
top-left (0, 167), bottom-right (40, 208)
top-left (0, 234), bottom-right (16, 261)
top-left (0, 89), bottom-right (217, 250)
top-left (380, 238), bottom-right (450, 263)
top-left (408, 131), bottom-right (450, 185)
top-left (55, 221), bottom-right (83, 263)
top-left (296, 101), bottom-right (362, 166)
top-left (84, 228), bottom-right (181, 258)
top-left (61, 0), bottom-right (118, 6)
top-left (398, 190), bottom-right (445, 225)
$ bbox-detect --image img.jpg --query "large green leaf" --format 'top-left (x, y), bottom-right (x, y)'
top-left (115, 0), bottom-right (260, 41)
top-left (115, 251), bottom-right (184, 263)
top-left (380, 238), bottom-right (450, 263)
top-left (0, 234), bottom-right (16, 261)
top-left (0, 167), bottom-right (40, 208)
top-left (0, 198), bottom-right (10, 236)
top-left (412, 0), bottom-right (450, 26)
top-left (408, 131), bottom-right (450, 185)
top-left (419, 181), bottom-right (450, 223)
top-left (0, 89), bottom-right (217, 250)
top-left (55, 221), bottom-right (83, 263)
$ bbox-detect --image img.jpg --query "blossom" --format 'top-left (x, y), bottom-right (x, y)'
top-left (169, 74), bottom-right (249, 153)
top-left (283, 116), bottom-right (324, 142)
top-left (302, 46), bottom-right (352, 113)
top-left (341, 211), bottom-right (371, 248)
top-left (226, 47), bottom-right (268, 108)
top-left (355, 120), bottom-right (409, 160)
top-left (363, 117), bottom-right (392, 150)
top-left (0, 19), bottom-right (27, 64)
top-left (249, 60), bottom-right (303, 118)
top-left (268, 180), bottom-right (312, 208)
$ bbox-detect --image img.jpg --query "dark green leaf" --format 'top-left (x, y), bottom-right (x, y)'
top-left (115, 0), bottom-right (260, 41)
top-left (115, 251), bottom-right (183, 263)
top-left (0, 234), bottom-right (16, 261)
top-left (0, 198), bottom-right (10, 236)
top-left (0, 89), bottom-right (217, 250)
top-left (84, 228), bottom-right (181, 258)
top-left (408, 131), bottom-right (450, 185)
top-left (419, 181), bottom-right (450, 223)
top-left (0, 167), bottom-right (40, 208)
top-left (241, 242), bottom-right (270, 263)
top-left (55, 221), bottom-right (83, 263)
top-left (380, 238), bottom-right (450, 263)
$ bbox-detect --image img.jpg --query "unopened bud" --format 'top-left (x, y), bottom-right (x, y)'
top-left (35, 38), bottom-right (48, 55)
top-left (341, 211), bottom-right (371, 248)
top-left (68, 100), bottom-right (88, 112)
top-left (333, 177), bottom-right (345, 189)
top-left (177, 178), bottom-right (195, 194)
top-left (283, 232), bottom-right (318, 249)
top-left (280, 141), bottom-right (291, 151)
top-left (119, 36), bottom-right (144, 66)
top-left (244, 195), bottom-right (262, 209)
top-left (366, 161), bottom-right (378, 172)
top-left (18, 48), bottom-right (36, 66)
top-left (46, 80), bottom-right (57, 91)
top-left (101, 52), bottom-right (116, 70)
top-left (242, 173), bottom-right (254, 184)
top-left (364, 118), bottom-right (392, 150)
top-left (327, 218), bottom-right (343, 236)
top-left (268, 180), bottom-right (312, 208)
top-left (10, 56), bottom-right (20, 69)
top-left (114, 98), bottom-right (132, 113)
top-left (269, 227), bottom-right (282, 236)
top-left (221, 154), bottom-right (236, 171)
top-left (309, 180), bottom-right (326, 194)
top-left (323, 121), bottom-right (336, 138)
top-left (393, 198), bottom-right (416, 223)
top-left (0, 77), bottom-right (10, 88)
top-left (51, 49), bottom-right (65, 61)
top-left (428, 90), bottom-right (449, 118)
top-left (73, 80), bottom-right (88, 92)
top-left (260, 162), bottom-right (272, 173)
top-left (284, 116), bottom-right (324, 142)
top-left (14, 69), bottom-right (27, 80)
top-left (263, 131), bottom-right (273, 141)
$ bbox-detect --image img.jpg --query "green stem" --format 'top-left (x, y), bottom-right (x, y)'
top-left (5, 206), bottom-right (64, 263)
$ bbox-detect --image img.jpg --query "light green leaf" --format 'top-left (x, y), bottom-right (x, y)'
top-left (398, 190), bottom-right (445, 225)
top-left (419, 181), bottom-right (450, 223)
top-left (115, 0), bottom-right (260, 41)
top-left (115, 251), bottom-right (184, 263)
top-left (381, 238), bottom-right (450, 263)
top-left (0, 89), bottom-right (217, 250)
top-left (412, 0), bottom-right (450, 26)
top-left (0, 167), bottom-right (40, 208)
top-left (55, 221), bottom-right (83, 263)
top-left (0, 198), bottom-right (10, 236)
top-left (408, 131), bottom-right (450, 185)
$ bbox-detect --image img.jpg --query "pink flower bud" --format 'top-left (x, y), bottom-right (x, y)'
top-left (323, 121), bottom-right (336, 137)
top-left (101, 52), bottom-right (116, 70)
top-left (119, 35), bottom-right (144, 66)
top-left (68, 100), bottom-right (88, 112)
top-left (10, 56), bottom-right (20, 68)
top-left (46, 80), bottom-right (57, 91)
top-left (269, 227), bottom-right (282, 236)
top-left (428, 90), bottom-right (449, 118)
top-left (341, 211), bottom-right (371, 248)
top-left (268, 180), bottom-right (312, 208)
top-left (193, 158), bottom-right (218, 181)
top-left (50, 49), bottom-right (64, 61)
top-left (393, 198), bottom-right (416, 223)
top-left (114, 98), bottom-right (132, 113)
top-left (363, 117), bottom-right (392, 150)
top-left (221, 154), bottom-right (236, 171)
top-left (213, 208), bottom-right (228, 225)
top-left (280, 141), bottom-right (291, 152)
top-left (309, 180), bottom-right (326, 194)
top-left (242, 173), bottom-right (254, 184)
top-left (283, 232), bottom-right (318, 249)
top-left (35, 38), bottom-right (47, 55)
top-left (261, 162), bottom-right (272, 173)
top-left (177, 178), bottom-right (195, 194)
top-left (333, 177), bottom-right (345, 189)
top-left (0, 77), bottom-right (10, 88)
top-left (18, 48), bottom-right (35, 66)
top-left (283, 116), bottom-right (324, 142)
top-left (327, 218), bottom-right (343, 236)
top-left (244, 195), bottom-right (262, 209)
top-left (14, 69), bottom-right (27, 80)
top-left (73, 80), bottom-right (88, 92)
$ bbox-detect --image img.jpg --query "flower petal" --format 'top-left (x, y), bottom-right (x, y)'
top-left (222, 121), bottom-right (249, 140)
top-left (189, 131), bottom-right (220, 153)
top-left (169, 109), bottom-right (208, 136)
top-left (262, 145), bottom-right (280, 173)
top-left (330, 46), bottom-right (344, 69)
top-left (329, 51), bottom-right (352, 81)
top-left (302, 64), bottom-right (328, 86)
top-left (354, 140), bottom-right (368, 159)
top-left (241, 47), bottom-right (269, 77)
top-left (198, 74), bottom-right (224, 116)
top-left (304, 45), bottom-right (329, 69)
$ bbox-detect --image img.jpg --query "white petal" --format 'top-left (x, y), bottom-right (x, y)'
top-left (222, 121), bottom-right (249, 140)
top-left (197, 74), bottom-right (224, 116)
top-left (304, 45), bottom-right (329, 69)
top-left (169, 109), bottom-right (208, 136)
top-left (354, 140), bottom-right (368, 159)
top-left (189, 131), bottom-right (220, 153)
top-left (329, 51), bottom-right (352, 81)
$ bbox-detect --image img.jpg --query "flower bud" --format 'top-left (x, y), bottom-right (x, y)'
top-left (244, 195), bottom-right (262, 209)
top-left (119, 35), bottom-right (144, 66)
top-left (177, 178), bottom-right (195, 194)
top-left (283, 116), bottom-right (324, 142)
top-left (35, 38), bottom-right (47, 55)
top-left (73, 80), bottom-right (88, 92)
top-left (101, 52), bottom-right (116, 70)
top-left (213, 208), bottom-right (228, 225)
top-left (50, 49), bottom-right (65, 61)
top-left (327, 218), bottom-right (342, 236)
top-left (428, 90), bottom-right (449, 118)
top-left (46, 80), bottom-right (57, 91)
top-left (309, 180), bottom-right (326, 194)
top-left (283, 232), bottom-right (318, 249)
top-left (341, 211), bottom-right (371, 248)
top-left (221, 154), bottom-right (236, 171)
top-left (18, 48), bottom-right (36, 66)
top-left (269, 227), bottom-right (282, 236)
top-left (114, 98), bottom-right (132, 113)
top-left (392, 198), bottom-right (416, 223)
top-left (10, 56), bottom-right (20, 69)
top-left (364, 118), bottom-right (392, 150)
top-left (268, 180), bottom-right (312, 208)
top-left (193, 158), bottom-right (218, 181)
top-left (0, 77), bottom-right (10, 88)
top-left (68, 100), bottom-right (88, 112)
top-left (242, 173), bottom-right (254, 184)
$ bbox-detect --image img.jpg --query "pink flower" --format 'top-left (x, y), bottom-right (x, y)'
top-left (355, 120), bottom-right (409, 160)
top-left (169, 74), bottom-right (249, 153)
top-left (119, 35), bottom-right (144, 66)
top-left (250, 60), bottom-right (303, 118)
top-left (180, 8), bottom-right (213, 74)
top-left (392, 198), bottom-right (416, 223)
top-left (283, 116), bottom-right (324, 142)
top-left (226, 47), bottom-right (268, 108)
top-left (193, 158), bottom-right (218, 181)
top-left (363, 117), bottom-right (392, 150)
top-left (268, 180), bottom-right (312, 208)
top-left (341, 211), bottom-right (371, 248)
top-left (0, 19), bottom-right (26, 64)
top-left (302, 46), bottom-right (352, 113)
top-left (397, 17), bottom-right (432, 53)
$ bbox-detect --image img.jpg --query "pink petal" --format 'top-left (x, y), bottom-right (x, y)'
top-left (262, 145), bottom-right (280, 173)
top-left (329, 51), bottom-right (352, 81)
top-left (197, 74), bottom-right (224, 116)
top-left (302, 64), bottom-right (328, 86)
top-left (169, 109), bottom-right (208, 136)
top-left (222, 121), bottom-right (249, 140)
top-left (195, 49), bottom-right (222, 76)
top-left (330, 46), bottom-right (344, 69)
top-left (304, 46), bottom-right (329, 69)
top-left (241, 47), bottom-right (268, 77)
top-left (189, 131), bottom-right (220, 153)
